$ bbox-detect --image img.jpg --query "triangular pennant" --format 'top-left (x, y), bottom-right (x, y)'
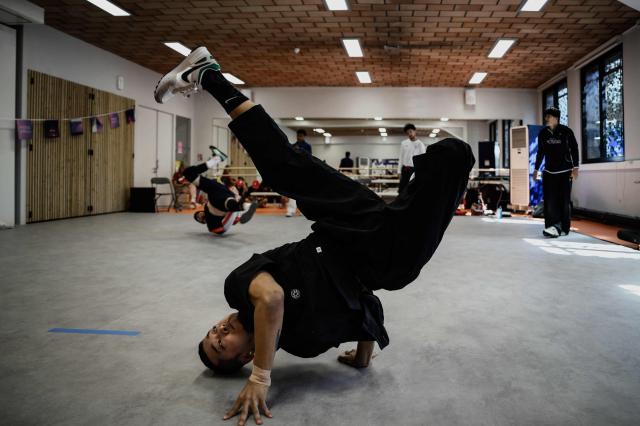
top-left (44, 120), bottom-right (60, 138)
top-left (70, 118), bottom-right (84, 136)
top-left (16, 120), bottom-right (33, 140)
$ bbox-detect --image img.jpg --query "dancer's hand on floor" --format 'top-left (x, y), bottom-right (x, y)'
top-left (338, 349), bottom-right (377, 369)
top-left (223, 380), bottom-right (272, 426)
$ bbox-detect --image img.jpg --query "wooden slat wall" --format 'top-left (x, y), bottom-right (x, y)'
top-left (90, 89), bottom-right (134, 215)
top-left (229, 135), bottom-right (256, 180)
top-left (27, 70), bottom-right (134, 222)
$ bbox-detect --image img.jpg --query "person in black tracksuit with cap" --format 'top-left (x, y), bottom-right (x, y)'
top-left (533, 107), bottom-right (580, 238)
top-left (154, 46), bottom-right (475, 426)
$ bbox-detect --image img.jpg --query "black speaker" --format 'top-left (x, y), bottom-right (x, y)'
top-left (130, 187), bottom-right (156, 212)
top-left (478, 141), bottom-right (495, 176)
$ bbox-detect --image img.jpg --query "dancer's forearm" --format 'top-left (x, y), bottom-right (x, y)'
top-left (249, 272), bottom-right (284, 371)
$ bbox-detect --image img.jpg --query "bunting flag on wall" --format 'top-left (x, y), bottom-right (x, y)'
top-left (109, 112), bottom-right (120, 129)
top-left (91, 116), bottom-right (104, 133)
top-left (16, 120), bottom-right (33, 140)
top-left (70, 119), bottom-right (84, 136)
top-left (125, 108), bottom-right (135, 124)
top-left (2, 107), bottom-right (135, 142)
top-left (44, 120), bottom-right (60, 138)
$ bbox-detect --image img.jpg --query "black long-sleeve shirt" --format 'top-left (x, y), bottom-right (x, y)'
top-left (224, 232), bottom-right (389, 358)
top-left (534, 124), bottom-right (580, 173)
top-left (293, 140), bottom-right (312, 155)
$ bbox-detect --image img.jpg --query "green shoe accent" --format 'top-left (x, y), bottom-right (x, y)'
top-left (197, 63), bottom-right (221, 85)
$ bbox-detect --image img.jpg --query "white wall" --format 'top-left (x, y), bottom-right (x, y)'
top-left (252, 87), bottom-right (538, 123)
top-left (249, 87), bottom-right (532, 173)
top-left (558, 25), bottom-right (640, 218)
top-left (17, 24), bottom-right (198, 223)
top-left (0, 24), bottom-right (16, 227)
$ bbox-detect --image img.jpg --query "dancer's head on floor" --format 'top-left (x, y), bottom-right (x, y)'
top-left (193, 210), bottom-right (206, 224)
top-left (198, 312), bottom-right (254, 375)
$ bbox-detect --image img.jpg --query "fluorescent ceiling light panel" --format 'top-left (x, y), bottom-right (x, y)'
top-left (469, 72), bottom-right (487, 85)
top-left (325, 0), bottom-right (349, 11)
top-left (223, 73), bottom-right (245, 85)
top-left (313, 128), bottom-right (325, 133)
top-left (378, 128), bottom-right (386, 133)
top-left (342, 39), bottom-right (363, 57)
top-left (440, 117), bottom-right (449, 122)
top-left (520, 0), bottom-right (548, 12)
top-left (380, 133), bottom-right (388, 137)
top-left (374, 117), bottom-right (383, 121)
top-left (488, 39), bottom-right (517, 58)
top-left (323, 133), bottom-right (332, 137)
top-left (86, 0), bottom-right (130, 16)
top-left (432, 128), bottom-right (440, 134)
top-left (429, 133), bottom-right (437, 138)
top-left (356, 71), bottom-right (372, 84)
top-left (295, 116), bottom-right (304, 121)
top-left (164, 42), bottom-right (191, 56)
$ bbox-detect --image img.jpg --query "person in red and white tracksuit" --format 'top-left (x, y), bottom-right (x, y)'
top-left (181, 155), bottom-right (257, 235)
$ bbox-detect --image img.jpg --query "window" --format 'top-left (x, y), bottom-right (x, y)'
top-left (502, 120), bottom-right (512, 168)
top-left (542, 79), bottom-right (568, 125)
top-left (581, 45), bottom-right (624, 163)
top-left (489, 121), bottom-right (497, 142)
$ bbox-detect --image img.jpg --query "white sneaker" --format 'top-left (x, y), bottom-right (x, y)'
top-left (543, 226), bottom-right (559, 238)
top-left (154, 46), bottom-right (220, 104)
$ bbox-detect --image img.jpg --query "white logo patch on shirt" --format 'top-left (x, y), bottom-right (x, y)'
top-left (290, 289), bottom-right (301, 299)
top-left (316, 246), bottom-right (322, 253)
top-left (547, 138), bottom-right (562, 145)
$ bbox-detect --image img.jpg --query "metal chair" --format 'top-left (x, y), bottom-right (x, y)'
top-left (151, 177), bottom-right (176, 212)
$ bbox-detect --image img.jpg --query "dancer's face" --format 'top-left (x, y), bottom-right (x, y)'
top-left (405, 129), bottom-right (417, 140)
top-left (545, 114), bottom-right (559, 128)
top-left (201, 313), bottom-right (254, 363)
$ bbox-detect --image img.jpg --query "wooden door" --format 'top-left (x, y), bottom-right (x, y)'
top-left (27, 70), bottom-right (134, 222)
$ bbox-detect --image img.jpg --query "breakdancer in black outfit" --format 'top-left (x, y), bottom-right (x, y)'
top-left (155, 46), bottom-right (475, 426)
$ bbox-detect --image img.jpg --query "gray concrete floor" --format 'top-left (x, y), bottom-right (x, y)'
top-left (1, 213), bottom-right (640, 426)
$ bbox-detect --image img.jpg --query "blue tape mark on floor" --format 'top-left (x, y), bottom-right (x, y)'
top-left (48, 328), bottom-right (140, 336)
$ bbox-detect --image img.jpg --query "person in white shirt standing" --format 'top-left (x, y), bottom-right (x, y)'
top-left (398, 124), bottom-right (427, 193)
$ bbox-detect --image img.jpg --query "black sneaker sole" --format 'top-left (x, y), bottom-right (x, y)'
top-left (240, 201), bottom-right (258, 224)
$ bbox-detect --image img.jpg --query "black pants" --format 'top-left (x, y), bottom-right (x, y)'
top-left (399, 166), bottom-right (414, 193)
top-left (197, 176), bottom-right (235, 211)
top-left (542, 171), bottom-right (572, 234)
top-left (228, 105), bottom-right (475, 290)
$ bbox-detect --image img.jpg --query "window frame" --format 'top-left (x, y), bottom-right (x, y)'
top-left (489, 120), bottom-right (497, 143)
top-left (502, 120), bottom-right (512, 168)
top-left (542, 78), bottom-right (568, 125)
top-left (580, 44), bottom-right (625, 164)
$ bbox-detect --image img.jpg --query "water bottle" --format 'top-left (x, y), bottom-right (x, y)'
top-left (496, 206), bottom-right (503, 219)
